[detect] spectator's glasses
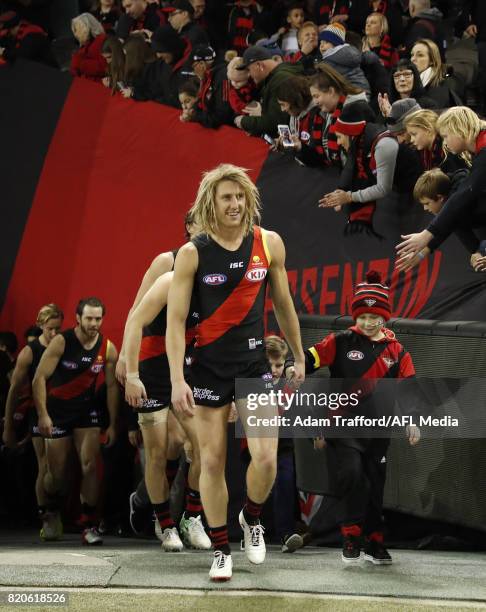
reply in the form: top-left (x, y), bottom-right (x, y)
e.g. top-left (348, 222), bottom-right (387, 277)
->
top-left (393, 71), bottom-right (413, 81)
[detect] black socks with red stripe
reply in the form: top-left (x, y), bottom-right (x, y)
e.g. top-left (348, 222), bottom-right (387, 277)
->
top-left (153, 500), bottom-right (175, 531)
top-left (185, 488), bottom-right (203, 518)
top-left (243, 495), bottom-right (263, 526)
top-left (209, 525), bottom-right (230, 555)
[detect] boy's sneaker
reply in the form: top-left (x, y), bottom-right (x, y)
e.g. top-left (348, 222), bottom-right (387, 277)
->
top-left (209, 551), bottom-right (232, 582)
top-left (40, 512), bottom-right (63, 542)
top-left (364, 539), bottom-right (392, 565)
top-left (160, 526), bottom-right (184, 552)
top-left (239, 510), bottom-right (266, 565)
top-left (281, 533), bottom-right (304, 553)
top-left (179, 513), bottom-right (211, 550)
top-left (342, 535), bottom-right (361, 564)
top-left (82, 526), bottom-right (103, 546)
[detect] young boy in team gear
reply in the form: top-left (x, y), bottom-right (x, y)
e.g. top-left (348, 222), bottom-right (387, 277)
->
top-left (2, 304), bottom-right (64, 541)
top-left (286, 271), bottom-right (420, 565)
top-left (33, 297), bottom-right (119, 546)
top-left (167, 164), bottom-right (306, 582)
top-left (124, 270), bottom-right (211, 552)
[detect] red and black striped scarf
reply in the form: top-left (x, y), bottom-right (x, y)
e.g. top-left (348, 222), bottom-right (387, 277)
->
top-left (310, 95), bottom-right (346, 164)
top-left (230, 4), bottom-right (257, 54)
top-left (421, 136), bottom-right (444, 170)
top-left (374, 34), bottom-right (398, 69)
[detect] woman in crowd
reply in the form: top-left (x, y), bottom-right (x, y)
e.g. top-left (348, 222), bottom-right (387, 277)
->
top-left (319, 100), bottom-right (398, 238)
top-left (404, 108), bottom-right (467, 173)
top-left (293, 63), bottom-right (370, 169)
top-left (410, 38), bottom-right (463, 107)
top-left (362, 12), bottom-right (398, 70)
top-left (397, 106), bottom-right (486, 270)
top-left (121, 35), bottom-right (167, 104)
top-left (388, 59), bottom-right (436, 108)
top-left (70, 13), bottom-right (107, 81)
top-left (275, 75), bottom-right (315, 144)
top-left (101, 36), bottom-right (125, 95)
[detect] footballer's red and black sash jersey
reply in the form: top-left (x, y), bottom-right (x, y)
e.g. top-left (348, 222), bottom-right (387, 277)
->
top-left (139, 298), bottom-right (199, 403)
top-left (192, 225), bottom-right (271, 375)
top-left (47, 328), bottom-right (108, 405)
top-left (14, 338), bottom-right (46, 427)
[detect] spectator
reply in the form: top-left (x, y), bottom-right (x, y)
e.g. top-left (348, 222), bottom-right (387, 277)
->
top-left (275, 75), bottom-right (315, 146)
top-left (227, 0), bottom-right (268, 56)
top-left (121, 34), bottom-right (168, 103)
top-left (70, 14), bottom-right (107, 81)
top-left (348, 0), bottom-right (404, 48)
top-left (227, 55), bottom-right (257, 114)
top-left (404, 108), bottom-right (467, 173)
top-left (150, 24), bottom-right (193, 107)
top-left (292, 20), bottom-right (320, 72)
top-left (178, 76), bottom-right (199, 112)
top-left (387, 59), bottom-right (437, 108)
top-left (454, 0), bottom-right (486, 115)
top-left (313, 0), bottom-right (349, 28)
top-left (90, 0), bottom-right (121, 33)
top-left (397, 106), bottom-right (486, 270)
top-left (101, 35), bottom-right (125, 94)
top-left (181, 44), bottom-right (234, 128)
top-left (404, 0), bottom-right (446, 60)
top-left (234, 45), bottom-right (304, 137)
top-left (0, 10), bottom-right (50, 64)
top-left (319, 23), bottom-right (370, 95)
top-left (278, 2), bottom-right (305, 55)
top-left (166, 0), bottom-right (209, 47)
top-left (116, 0), bottom-right (161, 41)
top-left (319, 100), bottom-right (399, 238)
top-left (410, 39), bottom-right (463, 108)
top-left (362, 12), bottom-right (399, 70)
top-left (295, 63), bottom-right (369, 168)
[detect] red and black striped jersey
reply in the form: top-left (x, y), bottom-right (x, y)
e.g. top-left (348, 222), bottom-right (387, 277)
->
top-left (306, 326), bottom-right (415, 380)
top-left (48, 329), bottom-right (108, 404)
top-left (192, 225), bottom-right (271, 371)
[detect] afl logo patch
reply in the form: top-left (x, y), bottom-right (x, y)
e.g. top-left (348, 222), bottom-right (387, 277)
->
top-left (203, 273), bottom-right (227, 286)
top-left (300, 130), bottom-right (310, 142)
top-left (347, 351), bottom-right (364, 361)
top-left (245, 268), bottom-right (267, 282)
top-left (61, 360), bottom-right (78, 370)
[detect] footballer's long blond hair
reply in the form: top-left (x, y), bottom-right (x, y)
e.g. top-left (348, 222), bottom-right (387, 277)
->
top-left (36, 304), bottom-right (64, 327)
top-left (436, 106), bottom-right (486, 146)
top-left (189, 164), bottom-right (261, 236)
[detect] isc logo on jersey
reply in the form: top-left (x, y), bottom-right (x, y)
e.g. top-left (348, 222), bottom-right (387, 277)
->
top-left (203, 273), bottom-right (227, 286)
top-left (245, 268), bottom-right (267, 282)
top-left (347, 351), bottom-right (364, 361)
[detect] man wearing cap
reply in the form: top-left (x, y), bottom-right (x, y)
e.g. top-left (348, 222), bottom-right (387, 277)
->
top-left (0, 10), bottom-right (50, 64)
top-left (166, 0), bottom-right (209, 47)
top-left (180, 44), bottom-right (234, 129)
top-left (116, 0), bottom-right (162, 42)
top-left (234, 45), bottom-right (303, 137)
top-left (285, 270), bottom-right (420, 566)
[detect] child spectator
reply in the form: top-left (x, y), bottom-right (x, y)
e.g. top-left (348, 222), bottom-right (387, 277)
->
top-left (278, 2), bottom-right (305, 55)
top-left (90, 0), bottom-right (121, 33)
top-left (178, 77), bottom-right (200, 114)
top-left (319, 23), bottom-right (370, 95)
top-left (292, 20), bottom-right (320, 72)
top-left (285, 270), bottom-right (420, 565)
top-left (397, 106), bottom-right (486, 270)
top-left (227, 55), bottom-right (257, 114)
top-left (70, 13), bottom-right (108, 81)
top-left (362, 12), bottom-right (398, 70)
top-left (101, 36), bottom-right (126, 94)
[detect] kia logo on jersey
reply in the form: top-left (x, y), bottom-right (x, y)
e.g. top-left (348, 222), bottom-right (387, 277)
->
top-left (203, 273), bottom-right (227, 286)
top-left (245, 268), bottom-right (267, 282)
top-left (347, 351), bottom-right (364, 361)
top-left (61, 360), bottom-right (78, 370)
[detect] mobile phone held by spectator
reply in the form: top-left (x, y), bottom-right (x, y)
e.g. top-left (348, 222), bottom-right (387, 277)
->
top-left (278, 124), bottom-right (294, 148)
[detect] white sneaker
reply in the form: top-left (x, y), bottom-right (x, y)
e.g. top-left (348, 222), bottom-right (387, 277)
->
top-left (209, 551), bottom-right (232, 582)
top-left (179, 514), bottom-right (212, 550)
top-left (239, 510), bottom-right (266, 565)
top-left (160, 526), bottom-right (183, 552)
top-left (82, 526), bottom-right (103, 546)
top-left (40, 512), bottom-right (62, 542)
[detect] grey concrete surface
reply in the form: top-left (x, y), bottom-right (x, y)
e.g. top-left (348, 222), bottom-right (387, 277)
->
top-left (0, 531), bottom-right (485, 604)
